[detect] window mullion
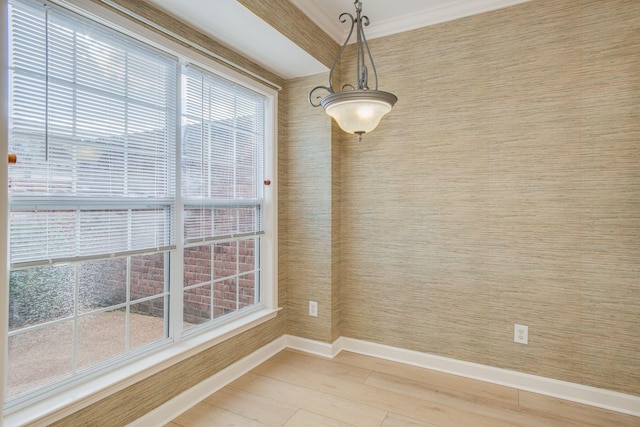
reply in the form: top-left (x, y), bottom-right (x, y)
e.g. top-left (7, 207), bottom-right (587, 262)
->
top-left (170, 61), bottom-right (184, 341)
top-left (124, 51), bottom-right (129, 196)
top-left (71, 27), bottom-right (78, 194)
top-left (72, 263), bottom-right (79, 374)
top-left (207, 82), bottom-right (214, 237)
top-left (125, 256), bottom-right (130, 352)
top-left (235, 240), bottom-right (239, 311)
top-left (210, 244), bottom-right (214, 321)
top-left (45, 5), bottom-right (50, 162)
top-left (201, 73), bottom-right (206, 199)
top-left (233, 96), bottom-right (237, 201)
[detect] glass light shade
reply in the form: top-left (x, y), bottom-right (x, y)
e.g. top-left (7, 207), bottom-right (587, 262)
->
top-left (320, 90), bottom-right (397, 136)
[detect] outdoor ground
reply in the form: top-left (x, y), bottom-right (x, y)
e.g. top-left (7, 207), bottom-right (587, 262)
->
top-left (7, 311), bottom-right (168, 398)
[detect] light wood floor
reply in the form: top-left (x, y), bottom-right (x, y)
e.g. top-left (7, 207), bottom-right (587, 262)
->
top-left (166, 349), bottom-right (639, 427)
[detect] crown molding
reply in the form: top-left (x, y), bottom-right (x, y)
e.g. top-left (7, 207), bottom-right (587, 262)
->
top-left (365, 0), bottom-right (532, 40)
top-left (290, 0), bottom-right (532, 43)
top-left (289, 0), bottom-right (346, 44)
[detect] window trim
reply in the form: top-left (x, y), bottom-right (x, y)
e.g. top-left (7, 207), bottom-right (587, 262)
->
top-left (1, 0), bottom-right (279, 423)
top-left (1, 0), bottom-right (11, 414)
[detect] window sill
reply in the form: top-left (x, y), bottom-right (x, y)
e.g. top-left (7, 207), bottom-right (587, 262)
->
top-left (3, 307), bottom-right (282, 427)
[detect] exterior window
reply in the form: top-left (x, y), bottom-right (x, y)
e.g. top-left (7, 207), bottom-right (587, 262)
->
top-left (6, 0), bottom-right (272, 406)
top-left (181, 66), bottom-right (264, 331)
top-left (8, 255), bottom-right (169, 397)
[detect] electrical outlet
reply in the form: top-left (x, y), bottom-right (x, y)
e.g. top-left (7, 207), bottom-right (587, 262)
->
top-left (514, 324), bottom-right (528, 344)
top-left (309, 301), bottom-right (318, 317)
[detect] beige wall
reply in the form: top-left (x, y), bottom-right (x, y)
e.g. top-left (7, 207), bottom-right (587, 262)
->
top-left (283, 74), bottom-right (342, 342)
top-left (278, 0), bottom-right (640, 400)
top-left (30, 0), bottom-right (640, 423)
top-left (332, 0), bottom-right (640, 396)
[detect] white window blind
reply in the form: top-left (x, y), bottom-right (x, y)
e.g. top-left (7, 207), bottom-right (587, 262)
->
top-left (181, 65), bottom-right (264, 245)
top-left (8, 0), bottom-right (178, 268)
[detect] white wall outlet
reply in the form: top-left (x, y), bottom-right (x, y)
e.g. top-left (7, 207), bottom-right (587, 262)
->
top-left (514, 324), bottom-right (528, 344)
top-left (309, 301), bottom-right (318, 317)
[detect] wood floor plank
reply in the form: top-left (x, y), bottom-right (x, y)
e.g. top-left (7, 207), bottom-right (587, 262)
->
top-left (519, 390), bottom-right (640, 427)
top-left (171, 401), bottom-right (265, 427)
top-left (365, 371), bottom-right (589, 427)
top-left (283, 410), bottom-right (354, 427)
top-left (230, 372), bottom-right (388, 427)
top-left (203, 387), bottom-right (298, 426)
top-left (169, 350), bottom-right (640, 427)
top-left (382, 412), bottom-right (439, 427)
top-left (271, 349), bottom-right (372, 383)
top-left (253, 358), bottom-right (518, 427)
top-left (334, 351), bottom-right (519, 405)
top-left (365, 368), bottom-right (521, 411)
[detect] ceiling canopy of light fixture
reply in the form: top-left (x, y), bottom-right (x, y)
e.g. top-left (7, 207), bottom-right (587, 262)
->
top-left (309, 0), bottom-right (397, 141)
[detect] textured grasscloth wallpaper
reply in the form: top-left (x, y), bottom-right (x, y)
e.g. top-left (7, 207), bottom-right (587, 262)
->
top-left (283, 74), bottom-right (341, 342)
top-left (335, 0), bottom-right (640, 396)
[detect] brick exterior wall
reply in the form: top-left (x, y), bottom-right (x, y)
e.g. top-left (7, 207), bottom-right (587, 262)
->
top-left (130, 239), bottom-right (258, 324)
top-left (182, 239), bottom-right (257, 324)
top-left (130, 253), bottom-right (167, 318)
top-left (10, 242), bottom-right (257, 332)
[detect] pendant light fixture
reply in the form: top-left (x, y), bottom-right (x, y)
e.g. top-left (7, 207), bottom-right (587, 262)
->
top-left (309, 0), bottom-right (397, 141)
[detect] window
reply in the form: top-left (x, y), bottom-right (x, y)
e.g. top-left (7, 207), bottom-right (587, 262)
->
top-left (181, 66), bottom-right (265, 329)
top-left (6, 0), bottom-right (275, 408)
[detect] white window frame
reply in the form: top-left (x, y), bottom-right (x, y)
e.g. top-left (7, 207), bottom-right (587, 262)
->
top-left (1, 0), bottom-right (11, 416)
top-left (1, 0), bottom-right (279, 424)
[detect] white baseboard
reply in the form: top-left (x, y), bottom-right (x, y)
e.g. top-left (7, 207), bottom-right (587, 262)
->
top-left (127, 336), bottom-right (286, 427)
top-left (130, 334), bottom-right (640, 425)
top-left (289, 335), bottom-right (640, 418)
top-left (285, 335), bottom-right (343, 358)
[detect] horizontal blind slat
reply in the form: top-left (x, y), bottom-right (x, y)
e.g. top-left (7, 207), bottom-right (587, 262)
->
top-left (11, 245), bottom-right (177, 269)
top-left (181, 65), bottom-right (264, 243)
top-left (8, 0), bottom-right (177, 266)
top-left (184, 231), bottom-right (264, 248)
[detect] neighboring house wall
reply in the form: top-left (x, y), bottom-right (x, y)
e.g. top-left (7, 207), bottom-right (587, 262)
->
top-left (335, 0), bottom-right (640, 396)
top-left (126, 241), bottom-right (258, 323)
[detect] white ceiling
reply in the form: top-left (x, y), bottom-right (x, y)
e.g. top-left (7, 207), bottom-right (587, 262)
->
top-left (144, 0), bottom-right (531, 80)
top-left (144, 0), bottom-right (326, 79)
